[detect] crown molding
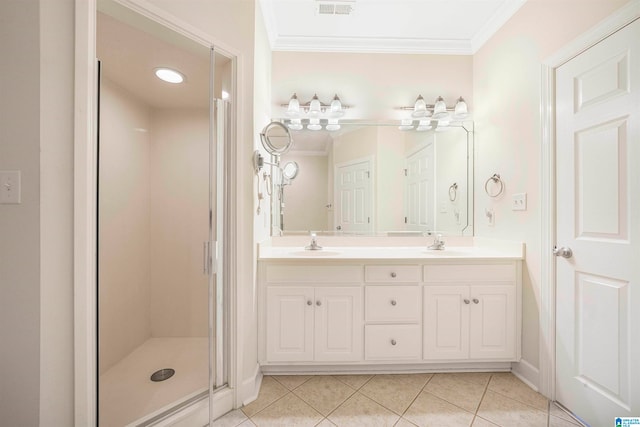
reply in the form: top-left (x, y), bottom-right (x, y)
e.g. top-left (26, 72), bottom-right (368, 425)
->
top-left (272, 36), bottom-right (474, 55)
top-left (470, 0), bottom-right (527, 53)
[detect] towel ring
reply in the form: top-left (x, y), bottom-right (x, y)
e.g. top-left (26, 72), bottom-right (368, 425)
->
top-left (448, 183), bottom-right (458, 201)
top-left (485, 173), bottom-right (504, 198)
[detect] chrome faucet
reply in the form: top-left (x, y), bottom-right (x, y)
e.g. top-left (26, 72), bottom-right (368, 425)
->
top-left (305, 233), bottom-right (323, 251)
top-left (427, 233), bottom-right (445, 250)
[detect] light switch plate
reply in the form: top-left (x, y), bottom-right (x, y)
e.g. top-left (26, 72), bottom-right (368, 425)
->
top-left (0, 171), bottom-right (21, 204)
top-left (512, 192), bottom-right (527, 211)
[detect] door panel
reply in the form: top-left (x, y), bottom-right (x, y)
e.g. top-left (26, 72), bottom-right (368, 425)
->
top-left (266, 287), bottom-right (314, 362)
top-left (423, 286), bottom-right (469, 360)
top-left (469, 286), bottom-right (515, 360)
top-left (555, 19), bottom-right (639, 424)
top-left (314, 287), bottom-right (362, 362)
top-left (405, 144), bottom-right (434, 232)
top-left (335, 160), bottom-right (372, 232)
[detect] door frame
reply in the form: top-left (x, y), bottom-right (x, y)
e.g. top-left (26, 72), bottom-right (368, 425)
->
top-left (74, 0), bottom-right (242, 424)
top-left (538, 0), bottom-right (640, 399)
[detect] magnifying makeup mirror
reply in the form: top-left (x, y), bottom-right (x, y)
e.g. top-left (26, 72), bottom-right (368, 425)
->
top-left (282, 161), bottom-right (299, 180)
top-left (259, 121), bottom-right (294, 156)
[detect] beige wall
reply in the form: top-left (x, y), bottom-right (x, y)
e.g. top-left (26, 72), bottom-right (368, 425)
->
top-left (0, 0), bottom-right (41, 424)
top-left (99, 87), bottom-right (210, 365)
top-left (279, 154), bottom-right (329, 231)
top-left (376, 127), bottom-right (406, 231)
top-left (149, 108), bottom-right (209, 338)
top-left (99, 79), bottom-right (153, 373)
top-left (433, 130), bottom-right (469, 234)
top-left (473, 0), bottom-right (628, 373)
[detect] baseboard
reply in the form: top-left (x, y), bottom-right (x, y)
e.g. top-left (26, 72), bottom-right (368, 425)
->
top-left (261, 362), bottom-right (513, 375)
top-left (148, 388), bottom-right (234, 427)
top-left (511, 359), bottom-right (540, 392)
top-left (239, 364), bottom-right (263, 407)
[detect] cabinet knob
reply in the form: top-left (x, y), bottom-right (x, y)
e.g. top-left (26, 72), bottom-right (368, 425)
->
top-left (390, 339), bottom-right (397, 346)
top-left (464, 299), bottom-right (470, 304)
top-left (473, 298), bottom-right (479, 304)
top-left (307, 300), bottom-right (312, 306)
top-left (390, 299), bottom-right (397, 306)
top-left (316, 300), bottom-right (322, 306)
top-left (390, 272), bottom-right (397, 278)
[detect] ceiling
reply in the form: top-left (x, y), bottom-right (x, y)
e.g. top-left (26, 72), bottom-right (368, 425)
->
top-left (260, 0), bottom-right (527, 54)
top-left (97, 6), bottom-right (230, 109)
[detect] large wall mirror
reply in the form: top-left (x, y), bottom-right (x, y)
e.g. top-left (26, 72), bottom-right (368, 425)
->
top-left (269, 120), bottom-right (474, 236)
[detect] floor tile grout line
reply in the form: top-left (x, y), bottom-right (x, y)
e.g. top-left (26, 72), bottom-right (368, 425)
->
top-left (470, 373), bottom-right (494, 427)
top-left (292, 376), bottom-right (359, 420)
top-left (244, 389), bottom-right (292, 420)
top-left (485, 385), bottom-right (549, 414)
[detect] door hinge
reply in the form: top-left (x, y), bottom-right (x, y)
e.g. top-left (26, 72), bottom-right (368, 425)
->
top-left (404, 216), bottom-right (407, 224)
top-left (368, 217), bottom-right (370, 224)
top-left (404, 168), bottom-right (407, 176)
top-left (366, 171), bottom-right (370, 178)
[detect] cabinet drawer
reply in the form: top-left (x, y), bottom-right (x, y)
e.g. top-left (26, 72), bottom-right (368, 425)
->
top-left (265, 265), bottom-right (362, 283)
top-left (365, 324), bottom-right (421, 360)
top-left (365, 286), bottom-right (421, 322)
top-left (365, 265), bottom-right (420, 283)
top-left (423, 263), bottom-right (515, 283)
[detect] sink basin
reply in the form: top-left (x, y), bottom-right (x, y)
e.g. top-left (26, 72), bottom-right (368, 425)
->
top-left (289, 250), bottom-right (342, 257)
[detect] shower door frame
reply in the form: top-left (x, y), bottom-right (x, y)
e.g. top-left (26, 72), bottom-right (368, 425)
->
top-left (74, 0), bottom-right (241, 424)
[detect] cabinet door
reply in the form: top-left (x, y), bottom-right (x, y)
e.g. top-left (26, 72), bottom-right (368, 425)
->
top-left (314, 287), bottom-right (363, 362)
top-left (266, 287), bottom-right (314, 362)
top-left (469, 285), bottom-right (516, 360)
top-left (423, 286), bottom-right (469, 360)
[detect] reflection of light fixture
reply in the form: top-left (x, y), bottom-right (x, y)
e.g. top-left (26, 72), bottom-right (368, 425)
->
top-left (416, 119), bottom-right (432, 131)
top-left (398, 119), bottom-right (414, 131)
top-left (281, 93), bottom-right (351, 130)
top-left (307, 117), bottom-right (322, 131)
top-left (326, 118), bottom-right (341, 131)
top-left (288, 118), bottom-right (303, 130)
top-left (155, 67), bottom-right (185, 84)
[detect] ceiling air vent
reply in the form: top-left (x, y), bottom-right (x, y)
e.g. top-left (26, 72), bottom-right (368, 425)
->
top-left (316, 1), bottom-right (355, 16)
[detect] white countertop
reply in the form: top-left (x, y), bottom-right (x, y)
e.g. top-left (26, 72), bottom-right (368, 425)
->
top-left (259, 244), bottom-right (524, 260)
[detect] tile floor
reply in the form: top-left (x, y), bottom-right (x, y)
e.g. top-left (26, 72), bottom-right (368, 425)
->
top-left (212, 373), bottom-right (585, 427)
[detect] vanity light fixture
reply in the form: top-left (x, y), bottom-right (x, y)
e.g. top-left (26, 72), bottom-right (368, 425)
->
top-left (282, 93), bottom-right (350, 131)
top-left (399, 95), bottom-right (470, 130)
top-left (154, 67), bottom-right (185, 84)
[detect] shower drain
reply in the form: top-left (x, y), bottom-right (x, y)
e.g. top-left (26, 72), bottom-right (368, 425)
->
top-left (150, 368), bottom-right (175, 382)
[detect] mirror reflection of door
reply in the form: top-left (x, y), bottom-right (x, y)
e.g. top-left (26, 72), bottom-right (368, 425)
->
top-left (335, 158), bottom-right (373, 232)
top-left (404, 143), bottom-right (435, 233)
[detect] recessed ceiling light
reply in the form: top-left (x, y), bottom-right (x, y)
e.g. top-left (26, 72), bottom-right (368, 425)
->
top-left (154, 68), bottom-right (185, 84)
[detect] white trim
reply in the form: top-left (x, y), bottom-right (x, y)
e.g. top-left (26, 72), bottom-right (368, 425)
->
top-left (239, 364), bottom-right (264, 406)
top-left (272, 36), bottom-right (474, 55)
top-left (261, 362), bottom-right (513, 375)
top-left (538, 0), bottom-right (640, 401)
top-left (544, 0), bottom-right (640, 68)
top-left (470, 0), bottom-right (527, 53)
top-left (511, 359), bottom-right (540, 392)
top-left (73, 0), bottom-right (98, 424)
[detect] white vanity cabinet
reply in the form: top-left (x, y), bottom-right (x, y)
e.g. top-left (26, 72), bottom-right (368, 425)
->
top-left (258, 253), bottom-right (521, 371)
top-left (263, 265), bottom-right (363, 363)
top-left (423, 263), bottom-right (519, 361)
top-left (364, 265), bottom-right (422, 361)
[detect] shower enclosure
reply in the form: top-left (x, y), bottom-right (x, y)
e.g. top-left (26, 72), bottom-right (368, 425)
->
top-left (96, 2), bottom-right (232, 425)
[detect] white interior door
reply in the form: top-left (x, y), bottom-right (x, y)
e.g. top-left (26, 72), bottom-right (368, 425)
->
top-left (335, 159), bottom-right (372, 232)
top-left (555, 19), bottom-right (639, 426)
top-left (405, 144), bottom-right (434, 232)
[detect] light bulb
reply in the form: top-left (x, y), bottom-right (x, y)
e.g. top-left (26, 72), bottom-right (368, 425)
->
top-left (454, 96), bottom-right (468, 119)
top-left (288, 118), bottom-right (303, 131)
top-left (398, 119), bottom-right (414, 131)
top-left (411, 95), bottom-right (428, 118)
top-left (416, 119), bottom-right (432, 131)
top-left (286, 93), bottom-right (300, 118)
top-left (432, 96), bottom-right (450, 120)
top-left (329, 94), bottom-right (345, 118)
top-left (308, 94), bottom-right (321, 118)
top-left (326, 118), bottom-right (340, 131)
